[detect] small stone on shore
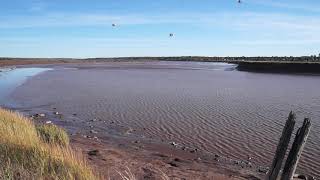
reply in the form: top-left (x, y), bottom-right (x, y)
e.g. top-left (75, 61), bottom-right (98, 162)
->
top-left (258, 166), bottom-right (269, 174)
top-left (190, 148), bottom-right (198, 153)
top-left (170, 142), bottom-right (178, 147)
top-left (168, 162), bottom-right (179, 167)
top-left (90, 130), bottom-right (98, 134)
top-left (36, 113), bottom-right (46, 117)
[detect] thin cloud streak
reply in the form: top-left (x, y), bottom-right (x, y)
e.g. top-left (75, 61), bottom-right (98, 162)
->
top-left (1, 11), bottom-right (320, 32)
top-left (248, 0), bottom-right (320, 13)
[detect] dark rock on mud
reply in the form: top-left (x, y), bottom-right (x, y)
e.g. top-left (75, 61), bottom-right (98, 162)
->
top-left (88, 150), bottom-right (99, 156)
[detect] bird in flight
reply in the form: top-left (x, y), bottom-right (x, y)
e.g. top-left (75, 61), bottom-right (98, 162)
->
top-left (169, 33), bottom-right (174, 37)
top-left (238, 0), bottom-right (241, 3)
top-left (112, 23), bottom-right (116, 27)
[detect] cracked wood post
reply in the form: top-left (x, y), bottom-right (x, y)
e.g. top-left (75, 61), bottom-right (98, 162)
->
top-left (267, 111), bottom-right (296, 180)
top-left (281, 118), bottom-right (311, 180)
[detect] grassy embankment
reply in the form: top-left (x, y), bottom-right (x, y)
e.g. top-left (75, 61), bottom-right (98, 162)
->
top-left (0, 108), bottom-right (97, 179)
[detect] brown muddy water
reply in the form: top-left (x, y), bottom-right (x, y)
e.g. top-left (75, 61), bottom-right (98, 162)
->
top-left (1, 61), bottom-right (320, 178)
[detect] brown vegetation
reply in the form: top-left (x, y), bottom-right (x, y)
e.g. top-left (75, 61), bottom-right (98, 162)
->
top-left (0, 108), bottom-right (96, 179)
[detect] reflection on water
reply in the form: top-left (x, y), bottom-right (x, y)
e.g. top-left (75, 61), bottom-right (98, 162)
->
top-left (0, 67), bottom-right (50, 106)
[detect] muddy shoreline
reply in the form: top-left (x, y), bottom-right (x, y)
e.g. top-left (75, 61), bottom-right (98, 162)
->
top-left (1, 61), bottom-right (318, 179)
top-left (2, 57), bottom-right (320, 74)
top-left (10, 105), bottom-right (264, 180)
top-left (236, 61), bottom-right (320, 74)
top-left (0, 62), bottom-right (267, 179)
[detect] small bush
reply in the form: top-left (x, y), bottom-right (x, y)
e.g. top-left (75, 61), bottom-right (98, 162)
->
top-left (36, 124), bottom-right (69, 146)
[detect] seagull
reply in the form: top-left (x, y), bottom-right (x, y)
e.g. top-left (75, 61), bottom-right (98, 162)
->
top-left (169, 33), bottom-right (174, 37)
top-left (112, 23), bottom-right (116, 27)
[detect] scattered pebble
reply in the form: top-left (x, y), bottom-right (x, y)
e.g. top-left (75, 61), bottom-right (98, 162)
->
top-left (36, 113), bottom-right (46, 117)
top-left (90, 130), bottom-right (98, 134)
top-left (170, 142), bottom-right (178, 147)
top-left (190, 148), bottom-right (198, 153)
top-left (168, 162), bottom-right (178, 167)
top-left (258, 166), bottom-right (269, 174)
top-left (234, 160), bottom-right (241, 165)
top-left (82, 135), bottom-right (89, 138)
top-left (246, 161), bottom-right (253, 167)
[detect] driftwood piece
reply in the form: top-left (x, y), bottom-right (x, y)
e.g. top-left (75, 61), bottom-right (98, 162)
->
top-left (281, 118), bottom-right (311, 180)
top-left (267, 112), bottom-right (296, 180)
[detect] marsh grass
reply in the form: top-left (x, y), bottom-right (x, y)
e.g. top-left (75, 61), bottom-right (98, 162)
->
top-left (36, 124), bottom-right (69, 146)
top-left (0, 108), bottom-right (96, 180)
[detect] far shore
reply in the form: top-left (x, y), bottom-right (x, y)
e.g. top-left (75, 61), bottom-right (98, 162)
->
top-left (1, 57), bottom-right (320, 74)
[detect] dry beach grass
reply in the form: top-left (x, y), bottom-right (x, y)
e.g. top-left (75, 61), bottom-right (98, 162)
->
top-left (0, 108), bottom-right (96, 179)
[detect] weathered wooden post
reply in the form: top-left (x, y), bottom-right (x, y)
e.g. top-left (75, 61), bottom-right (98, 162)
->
top-left (281, 118), bottom-right (311, 180)
top-left (267, 112), bottom-right (296, 180)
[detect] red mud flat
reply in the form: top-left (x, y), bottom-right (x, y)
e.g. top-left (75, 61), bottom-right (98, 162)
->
top-left (19, 108), bottom-right (264, 180)
top-left (70, 134), bottom-right (262, 180)
top-left (27, 109), bottom-right (263, 180)
top-left (0, 58), bottom-right (158, 68)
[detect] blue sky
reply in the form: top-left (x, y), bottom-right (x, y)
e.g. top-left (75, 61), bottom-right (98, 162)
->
top-left (0, 0), bottom-right (320, 58)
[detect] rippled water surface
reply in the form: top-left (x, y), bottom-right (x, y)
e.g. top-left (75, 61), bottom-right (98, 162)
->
top-left (3, 62), bottom-right (320, 177)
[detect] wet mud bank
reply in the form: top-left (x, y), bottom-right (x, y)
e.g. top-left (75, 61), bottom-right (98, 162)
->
top-left (236, 61), bottom-right (320, 74)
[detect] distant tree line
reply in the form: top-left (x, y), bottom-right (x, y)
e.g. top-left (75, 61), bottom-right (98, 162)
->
top-left (1, 54), bottom-right (320, 63)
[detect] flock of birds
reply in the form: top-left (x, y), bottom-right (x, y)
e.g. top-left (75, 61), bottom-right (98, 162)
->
top-left (110, 0), bottom-right (242, 38)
